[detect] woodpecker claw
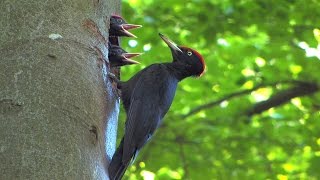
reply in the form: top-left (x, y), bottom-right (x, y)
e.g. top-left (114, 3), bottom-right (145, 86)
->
top-left (108, 72), bottom-right (120, 84)
top-left (108, 72), bottom-right (122, 97)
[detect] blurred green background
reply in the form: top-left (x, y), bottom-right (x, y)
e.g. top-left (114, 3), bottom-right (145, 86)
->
top-left (117, 0), bottom-right (320, 179)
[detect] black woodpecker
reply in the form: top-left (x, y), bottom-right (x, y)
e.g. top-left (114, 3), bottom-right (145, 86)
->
top-left (109, 15), bottom-right (142, 38)
top-left (108, 44), bottom-right (141, 67)
top-left (108, 33), bottom-right (206, 180)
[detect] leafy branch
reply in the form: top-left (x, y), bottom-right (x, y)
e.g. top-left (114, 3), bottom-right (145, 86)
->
top-left (183, 80), bottom-right (319, 118)
top-left (246, 81), bottom-right (319, 116)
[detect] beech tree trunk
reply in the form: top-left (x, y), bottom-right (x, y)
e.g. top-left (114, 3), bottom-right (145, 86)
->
top-left (0, 0), bottom-right (120, 179)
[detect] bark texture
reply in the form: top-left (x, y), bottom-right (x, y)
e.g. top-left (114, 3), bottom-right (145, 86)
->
top-left (0, 0), bottom-right (120, 179)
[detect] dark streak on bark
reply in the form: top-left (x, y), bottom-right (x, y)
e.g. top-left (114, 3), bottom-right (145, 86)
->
top-left (89, 125), bottom-right (98, 145)
top-left (0, 99), bottom-right (23, 115)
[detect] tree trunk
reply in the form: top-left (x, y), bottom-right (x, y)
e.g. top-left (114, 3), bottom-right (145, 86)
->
top-left (0, 0), bottom-right (120, 179)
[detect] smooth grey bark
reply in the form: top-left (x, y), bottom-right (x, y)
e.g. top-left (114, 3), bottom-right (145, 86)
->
top-left (0, 0), bottom-right (120, 179)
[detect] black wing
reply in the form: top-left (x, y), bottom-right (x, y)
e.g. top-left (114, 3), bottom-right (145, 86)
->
top-left (122, 65), bottom-right (166, 163)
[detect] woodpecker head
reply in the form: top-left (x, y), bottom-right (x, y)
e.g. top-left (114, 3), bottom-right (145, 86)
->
top-left (109, 15), bottom-right (142, 38)
top-left (108, 44), bottom-right (141, 67)
top-left (159, 33), bottom-right (206, 77)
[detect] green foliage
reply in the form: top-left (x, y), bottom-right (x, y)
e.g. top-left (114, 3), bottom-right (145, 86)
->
top-left (117, 0), bottom-right (320, 179)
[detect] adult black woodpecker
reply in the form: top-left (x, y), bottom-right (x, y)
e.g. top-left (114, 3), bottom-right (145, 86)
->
top-left (108, 44), bottom-right (141, 67)
top-left (109, 15), bottom-right (142, 38)
top-left (108, 33), bottom-right (206, 180)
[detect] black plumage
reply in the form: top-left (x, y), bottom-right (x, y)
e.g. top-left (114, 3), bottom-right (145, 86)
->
top-left (108, 33), bottom-right (205, 180)
top-left (109, 15), bottom-right (142, 38)
top-left (108, 44), bottom-right (141, 67)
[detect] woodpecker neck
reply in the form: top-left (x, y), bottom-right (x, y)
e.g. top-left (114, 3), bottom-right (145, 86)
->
top-left (165, 62), bottom-right (193, 81)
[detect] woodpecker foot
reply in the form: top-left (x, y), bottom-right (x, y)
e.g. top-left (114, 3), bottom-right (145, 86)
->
top-left (108, 72), bottom-right (120, 83)
top-left (108, 72), bottom-right (122, 97)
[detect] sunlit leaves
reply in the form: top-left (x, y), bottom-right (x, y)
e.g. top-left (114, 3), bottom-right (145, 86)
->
top-left (119, 0), bottom-right (320, 179)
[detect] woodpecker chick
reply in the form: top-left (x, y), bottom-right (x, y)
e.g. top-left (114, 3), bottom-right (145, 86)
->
top-left (108, 33), bottom-right (206, 180)
top-left (108, 44), bottom-right (141, 67)
top-left (109, 15), bottom-right (142, 38)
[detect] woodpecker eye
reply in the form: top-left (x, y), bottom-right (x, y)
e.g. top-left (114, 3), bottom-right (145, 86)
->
top-left (117, 19), bottom-right (122, 23)
top-left (187, 51), bottom-right (192, 56)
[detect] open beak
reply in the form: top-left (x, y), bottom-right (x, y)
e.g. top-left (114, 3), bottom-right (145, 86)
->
top-left (159, 33), bottom-right (183, 53)
top-left (121, 24), bottom-right (142, 38)
top-left (122, 24), bottom-right (142, 30)
top-left (122, 53), bottom-right (142, 65)
top-left (123, 53), bottom-right (142, 59)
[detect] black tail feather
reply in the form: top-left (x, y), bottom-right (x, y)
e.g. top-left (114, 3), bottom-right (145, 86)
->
top-left (108, 138), bottom-right (129, 180)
